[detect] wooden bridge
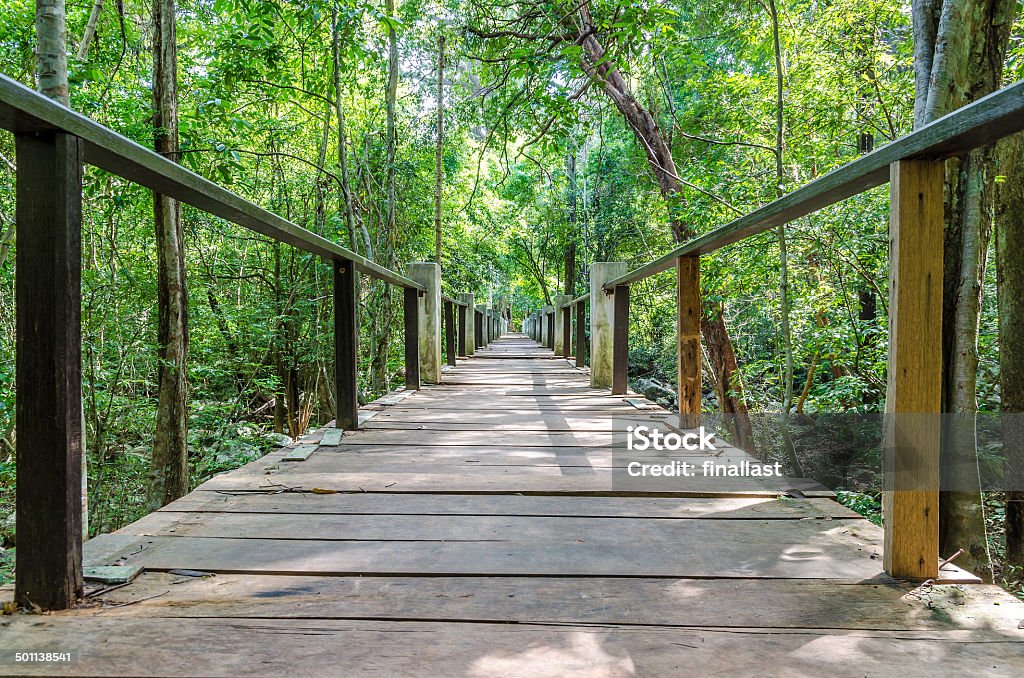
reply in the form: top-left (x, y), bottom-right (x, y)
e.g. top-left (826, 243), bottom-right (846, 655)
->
top-left (5, 70), bottom-right (1024, 674)
top-left (2, 335), bottom-right (1024, 675)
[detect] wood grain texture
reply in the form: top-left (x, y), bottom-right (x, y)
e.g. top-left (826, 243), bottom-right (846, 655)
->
top-left (14, 131), bottom-right (84, 610)
top-left (3, 334), bottom-right (1019, 673)
top-left (677, 256), bottom-right (701, 429)
top-left (883, 159), bottom-right (943, 579)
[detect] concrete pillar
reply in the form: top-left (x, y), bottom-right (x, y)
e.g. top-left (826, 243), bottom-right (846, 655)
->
top-left (458, 292), bottom-right (475, 356)
top-left (590, 262), bottom-right (628, 388)
top-left (407, 262), bottom-right (441, 384)
top-left (553, 294), bottom-right (570, 355)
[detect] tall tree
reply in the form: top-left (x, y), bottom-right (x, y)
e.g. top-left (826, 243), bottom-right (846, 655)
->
top-left (912, 0), bottom-right (1016, 579)
top-left (435, 33), bottom-right (445, 264)
top-left (147, 0), bottom-right (190, 509)
top-left (996, 132), bottom-right (1024, 571)
top-left (36, 0), bottom-right (68, 104)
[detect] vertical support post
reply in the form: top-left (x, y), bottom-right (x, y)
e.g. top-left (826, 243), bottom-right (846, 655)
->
top-left (334, 259), bottom-right (358, 431)
top-left (15, 132), bottom-right (84, 610)
top-left (407, 263), bottom-right (441, 384)
top-left (403, 287), bottom-right (421, 390)
top-left (589, 262), bottom-right (628, 388)
top-left (677, 256), bottom-right (701, 429)
top-left (542, 306), bottom-right (553, 348)
top-left (553, 295), bottom-right (570, 356)
top-left (481, 308), bottom-right (488, 344)
top-left (475, 308), bottom-right (484, 348)
top-left (575, 302), bottom-right (586, 367)
top-left (612, 286), bottom-right (630, 395)
top-left (562, 303), bottom-right (572, 358)
top-left (457, 302), bottom-right (468, 357)
top-left (444, 300), bottom-right (456, 367)
top-left (459, 293), bottom-right (475, 355)
top-left (883, 159), bottom-right (943, 580)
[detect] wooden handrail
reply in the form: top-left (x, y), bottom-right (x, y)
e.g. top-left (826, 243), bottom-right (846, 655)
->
top-left (0, 74), bottom-right (424, 291)
top-left (602, 78), bottom-right (1024, 290)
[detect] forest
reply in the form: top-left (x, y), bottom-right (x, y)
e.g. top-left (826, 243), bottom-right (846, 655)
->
top-left (1, 0), bottom-right (1023, 600)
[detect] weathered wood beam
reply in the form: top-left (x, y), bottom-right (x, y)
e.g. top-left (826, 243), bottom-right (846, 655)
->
top-left (15, 131), bottom-right (84, 610)
top-left (575, 302), bottom-right (586, 367)
top-left (612, 286), bottom-right (630, 395)
top-left (677, 256), bottom-right (701, 429)
top-left (444, 300), bottom-right (456, 367)
top-left (334, 260), bottom-right (358, 431)
top-left (404, 288), bottom-right (421, 391)
top-left (882, 159), bottom-right (943, 580)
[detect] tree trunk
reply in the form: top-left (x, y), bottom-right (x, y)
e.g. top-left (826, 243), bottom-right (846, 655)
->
top-left (77, 0), bottom-right (104, 60)
top-left (996, 132), bottom-right (1024, 570)
top-left (147, 0), bottom-right (190, 510)
top-left (36, 0), bottom-right (69, 105)
top-left (565, 151), bottom-right (577, 296)
top-left (912, 0), bottom-right (1016, 580)
top-left (434, 34), bottom-right (445, 264)
top-left (331, 1), bottom-right (361, 253)
top-left (572, 4), bottom-right (754, 449)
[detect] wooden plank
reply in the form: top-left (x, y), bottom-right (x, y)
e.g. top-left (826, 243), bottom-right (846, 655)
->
top-left (116, 512), bottom-right (876, 546)
top-left (14, 130), bottom-right (84, 610)
top-left (281, 444), bottom-right (318, 462)
top-left (319, 428), bottom-right (343, 447)
top-left (334, 259), bottom-right (358, 430)
top-left (82, 565), bottom-right (143, 585)
top-left (3, 617), bottom-right (1024, 677)
top-left (60, 573), bottom-right (1024, 632)
top-left (677, 255), bottom-right (701, 429)
top-left (197, 470), bottom-right (831, 498)
top-left (81, 523), bottom-right (883, 579)
top-left (158, 493), bottom-right (857, 519)
top-left (883, 159), bottom-right (943, 580)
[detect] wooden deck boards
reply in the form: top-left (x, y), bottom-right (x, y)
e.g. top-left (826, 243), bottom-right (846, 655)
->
top-left (2, 334), bottom-right (1023, 676)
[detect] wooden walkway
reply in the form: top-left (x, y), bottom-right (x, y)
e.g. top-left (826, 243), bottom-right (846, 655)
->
top-left (3, 334), bottom-right (1024, 676)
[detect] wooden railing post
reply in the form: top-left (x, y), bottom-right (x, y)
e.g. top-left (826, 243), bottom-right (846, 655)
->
top-left (575, 302), bottom-right (586, 367)
top-left (612, 286), bottom-right (630, 395)
top-left (459, 293), bottom-right (475, 355)
top-left (883, 159), bottom-right (943, 580)
top-left (589, 262), bottom-right (628, 388)
top-left (541, 306), bottom-right (552, 348)
top-left (477, 305), bottom-right (487, 347)
top-left (334, 259), bottom-right (359, 431)
top-left (561, 302), bottom-right (572, 359)
top-left (456, 297), bottom-right (468, 357)
top-left (554, 295), bottom-right (570, 356)
top-left (15, 131), bottom-right (84, 610)
top-left (403, 287), bottom-right (421, 390)
top-left (407, 263), bottom-right (441, 384)
top-left (677, 256), bottom-right (701, 429)
top-left (444, 300), bottom-right (456, 367)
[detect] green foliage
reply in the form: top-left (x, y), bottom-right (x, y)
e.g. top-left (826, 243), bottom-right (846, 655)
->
top-left (835, 490), bottom-right (883, 526)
